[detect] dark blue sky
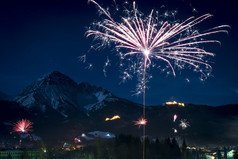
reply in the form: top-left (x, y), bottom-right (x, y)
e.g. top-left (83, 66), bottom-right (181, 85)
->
top-left (0, 0), bottom-right (237, 106)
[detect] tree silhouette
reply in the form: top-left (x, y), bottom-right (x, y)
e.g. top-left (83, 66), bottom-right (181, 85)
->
top-left (7, 153), bottom-right (12, 159)
top-left (223, 147), bottom-right (227, 159)
top-left (217, 149), bottom-right (222, 159)
top-left (20, 150), bottom-right (30, 159)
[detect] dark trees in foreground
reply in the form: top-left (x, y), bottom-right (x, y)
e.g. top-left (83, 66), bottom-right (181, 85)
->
top-left (50, 135), bottom-right (197, 159)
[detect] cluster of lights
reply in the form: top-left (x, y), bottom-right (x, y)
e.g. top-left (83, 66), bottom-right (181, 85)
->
top-left (166, 101), bottom-right (185, 107)
top-left (105, 115), bottom-right (120, 121)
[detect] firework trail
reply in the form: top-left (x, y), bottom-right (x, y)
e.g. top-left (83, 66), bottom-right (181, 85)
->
top-left (13, 119), bottom-right (33, 134)
top-left (86, 1), bottom-right (228, 159)
top-left (78, 54), bottom-right (86, 63)
top-left (179, 119), bottom-right (190, 130)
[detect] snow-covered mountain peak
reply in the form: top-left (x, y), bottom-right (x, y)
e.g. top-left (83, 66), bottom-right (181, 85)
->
top-left (36, 71), bottom-right (78, 89)
top-left (14, 71), bottom-right (118, 117)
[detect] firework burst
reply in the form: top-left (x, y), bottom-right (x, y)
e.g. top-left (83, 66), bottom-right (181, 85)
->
top-left (134, 116), bottom-right (148, 128)
top-left (86, 1), bottom-right (228, 159)
top-left (86, 0), bottom-right (229, 91)
top-left (179, 119), bottom-right (190, 130)
top-left (13, 119), bottom-right (33, 134)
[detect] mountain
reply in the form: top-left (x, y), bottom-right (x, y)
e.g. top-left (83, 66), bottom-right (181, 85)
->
top-left (0, 71), bottom-right (238, 147)
top-left (14, 71), bottom-right (117, 118)
top-left (0, 91), bottom-right (11, 101)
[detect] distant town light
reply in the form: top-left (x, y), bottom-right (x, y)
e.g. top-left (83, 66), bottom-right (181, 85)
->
top-left (105, 115), bottom-right (120, 121)
top-left (166, 101), bottom-right (185, 107)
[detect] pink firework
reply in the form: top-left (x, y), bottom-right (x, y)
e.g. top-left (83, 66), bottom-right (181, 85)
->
top-left (134, 117), bottom-right (148, 128)
top-left (87, 0), bottom-right (229, 86)
top-left (74, 137), bottom-right (81, 143)
top-left (13, 119), bottom-right (33, 134)
top-left (173, 114), bottom-right (178, 122)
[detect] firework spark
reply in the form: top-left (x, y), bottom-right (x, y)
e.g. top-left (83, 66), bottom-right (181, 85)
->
top-left (173, 114), bottom-right (178, 122)
top-left (173, 128), bottom-right (178, 133)
top-left (74, 137), bottom-right (81, 143)
top-left (13, 119), bottom-right (33, 134)
top-left (179, 119), bottom-right (190, 130)
top-left (134, 117), bottom-right (148, 128)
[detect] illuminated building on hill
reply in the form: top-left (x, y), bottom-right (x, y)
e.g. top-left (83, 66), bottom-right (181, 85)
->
top-left (166, 101), bottom-right (185, 107)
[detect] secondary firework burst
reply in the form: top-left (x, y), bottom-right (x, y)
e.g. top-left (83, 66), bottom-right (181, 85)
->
top-left (13, 119), bottom-right (33, 134)
top-left (134, 116), bottom-right (148, 128)
top-left (179, 119), bottom-right (190, 130)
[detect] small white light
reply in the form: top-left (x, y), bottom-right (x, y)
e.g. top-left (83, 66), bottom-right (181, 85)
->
top-left (143, 49), bottom-right (150, 57)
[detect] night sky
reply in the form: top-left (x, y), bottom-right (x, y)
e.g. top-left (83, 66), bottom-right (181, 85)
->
top-left (0, 0), bottom-right (237, 106)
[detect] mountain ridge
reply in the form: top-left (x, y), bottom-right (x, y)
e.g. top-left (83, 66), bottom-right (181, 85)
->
top-left (13, 71), bottom-right (118, 118)
top-left (0, 71), bottom-right (238, 146)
